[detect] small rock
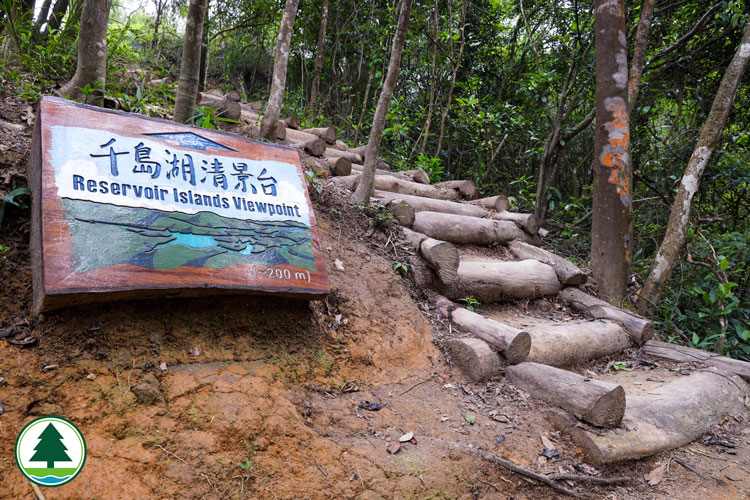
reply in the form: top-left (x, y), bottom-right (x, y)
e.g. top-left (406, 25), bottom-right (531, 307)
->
top-left (334, 259), bottom-right (345, 271)
top-left (132, 373), bottom-right (161, 405)
top-left (462, 412), bottom-right (476, 425)
top-left (0, 376), bottom-right (4, 383)
top-left (42, 364), bottom-right (58, 372)
top-left (86, 373), bottom-right (96, 380)
top-left (398, 432), bottom-right (414, 443)
top-left (159, 361), bottom-right (168, 371)
top-left (189, 346), bottom-right (201, 357)
top-left (386, 442), bottom-right (401, 454)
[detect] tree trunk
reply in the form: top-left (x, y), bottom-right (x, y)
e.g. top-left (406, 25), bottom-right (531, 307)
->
top-left (506, 362), bottom-right (625, 428)
top-left (435, 180), bottom-right (477, 199)
top-left (373, 190), bottom-right (489, 217)
top-left (288, 138), bottom-right (326, 156)
top-left (326, 156), bottom-right (352, 176)
top-left (59, 0), bottom-right (112, 106)
top-left (508, 240), bottom-right (587, 285)
top-left (559, 287), bottom-right (653, 344)
top-left (469, 195), bottom-right (510, 212)
top-left (627, 0), bottom-right (655, 113)
top-left (642, 340), bottom-right (750, 381)
top-left (420, 0), bottom-right (439, 155)
top-left (46, 0), bottom-right (70, 34)
top-left (491, 211), bottom-right (540, 235)
top-left (591, 0), bottom-right (632, 304)
top-left (198, 3), bottom-right (210, 93)
top-left (637, 19), bottom-right (750, 313)
top-left (309, 0), bottom-right (328, 110)
top-left (435, 295), bottom-right (531, 364)
top-left (413, 212), bottom-right (538, 246)
top-left (303, 126), bottom-right (336, 144)
top-left (173, 0), bottom-right (208, 123)
top-left (434, 0), bottom-right (467, 160)
top-left (352, 0), bottom-right (413, 203)
top-left (525, 321), bottom-right (631, 367)
top-left (352, 166), bottom-right (411, 181)
top-left (548, 370), bottom-right (749, 464)
top-left (150, 0), bottom-right (164, 51)
top-left (448, 338), bottom-right (502, 382)
top-left (457, 260), bottom-right (561, 299)
top-left (33, 0), bottom-right (53, 37)
top-left (260, 0), bottom-right (300, 140)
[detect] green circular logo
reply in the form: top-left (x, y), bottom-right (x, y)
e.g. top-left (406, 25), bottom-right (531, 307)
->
top-left (15, 416), bottom-right (86, 487)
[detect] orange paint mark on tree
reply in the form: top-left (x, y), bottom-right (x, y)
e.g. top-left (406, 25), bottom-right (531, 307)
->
top-left (601, 96), bottom-right (630, 198)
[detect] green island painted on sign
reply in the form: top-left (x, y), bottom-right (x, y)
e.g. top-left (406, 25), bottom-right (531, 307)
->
top-left (60, 199), bottom-right (316, 273)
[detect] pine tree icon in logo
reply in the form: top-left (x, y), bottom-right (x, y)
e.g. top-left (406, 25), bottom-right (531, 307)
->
top-left (30, 423), bottom-right (71, 469)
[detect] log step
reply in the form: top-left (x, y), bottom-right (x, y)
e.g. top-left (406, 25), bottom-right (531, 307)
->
top-left (524, 320), bottom-right (631, 367)
top-left (506, 362), bottom-right (625, 428)
top-left (414, 212), bottom-right (540, 247)
top-left (559, 287), bottom-right (654, 343)
top-left (456, 259), bottom-right (561, 300)
top-left (643, 340), bottom-right (750, 381)
top-left (435, 295), bottom-right (530, 364)
top-left (508, 240), bottom-right (587, 285)
top-left (548, 368), bottom-right (749, 464)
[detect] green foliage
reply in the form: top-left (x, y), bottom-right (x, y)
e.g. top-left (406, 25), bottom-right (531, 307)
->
top-left (237, 458), bottom-right (253, 471)
top-left (415, 155), bottom-right (444, 183)
top-left (189, 106), bottom-right (242, 130)
top-left (359, 204), bottom-right (396, 232)
top-left (458, 297), bottom-right (479, 312)
top-left (0, 187), bottom-right (31, 226)
top-left (393, 261), bottom-right (409, 276)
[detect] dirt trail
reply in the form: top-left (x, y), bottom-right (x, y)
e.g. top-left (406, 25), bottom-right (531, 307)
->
top-left (1, 94), bottom-right (749, 499)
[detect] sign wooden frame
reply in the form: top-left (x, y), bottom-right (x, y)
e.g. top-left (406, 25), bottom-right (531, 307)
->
top-left (30, 97), bottom-right (329, 313)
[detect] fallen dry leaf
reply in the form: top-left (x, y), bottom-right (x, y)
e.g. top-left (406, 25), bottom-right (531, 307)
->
top-left (646, 463), bottom-right (667, 486)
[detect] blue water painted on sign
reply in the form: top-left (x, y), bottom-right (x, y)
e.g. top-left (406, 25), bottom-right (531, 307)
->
top-left (164, 232), bottom-right (255, 255)
top-left (143, 132), bottom-right (236, 152)
top-left (31, 475), bottom-right (71, 485)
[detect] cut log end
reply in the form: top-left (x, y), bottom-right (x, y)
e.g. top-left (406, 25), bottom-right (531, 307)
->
top-left (589, 385), bottom-right (626, 428)
top-left (386, 199), bottom-right (415, 228)
top-left (327, 156), bottom-right (352, 176)
top-left (505, 331), bottom-right (532, 365)
top-left (448, 338), bottom-right (501, 382)
top-left (420, 238), bottom-right (458, 283)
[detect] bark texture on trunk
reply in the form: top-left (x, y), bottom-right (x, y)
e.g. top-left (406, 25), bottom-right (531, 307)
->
top-left (525, 321), bottom-right (631, 367)
top-left (627, 0), bottom-right (655, 113)
top-left (548, 369), bottom-right (748, 464)
top-left (173, 0), bottom-right (208, 123)
top-left (591, 0), bottom-right (632, 304)
top-left (413, 212), bottom-right (538, 246)
top-left (259, 0), bottom-right (300, 139)
top-left (506, 362), bottom-right (625, 428)
top-left (448, 338), bottom-right (501, 382)
top-left (352, 0), bottom-right (413, 203)
top-left (435, 296), bottom-right (530, 364)
top-left (308, 0), bottom-right (329, 109)
top-left (457, 260), bottom-right (561, 299)
top-left (559, 287), bottom-right (653, 343)
top-left (508, 240), bottom-right (587, 285)
top-left (643, 340), bottom-right (750, 381)
top-left (59, 0), bottom-right (112, 106)
top-left (373, 191), bottom-right (488, 218)
top-left (637, 19), bottom-right (750, 313)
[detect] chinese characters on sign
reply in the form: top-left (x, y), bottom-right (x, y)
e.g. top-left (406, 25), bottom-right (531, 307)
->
top-left (30, 97), bottom-right (329, 313)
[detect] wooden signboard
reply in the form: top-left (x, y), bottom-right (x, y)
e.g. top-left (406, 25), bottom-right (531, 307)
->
top-left (30, 97), bottom-right (329, 313)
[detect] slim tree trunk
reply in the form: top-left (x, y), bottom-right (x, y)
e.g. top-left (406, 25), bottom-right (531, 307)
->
top-left (309, 0), bottom-right (329, 110)
top-left (352, 0), bottom-right (414, 203)
top-left (260, 0), bottom-right (300, 140)
top-left (33, 0), bottom-right (53, 36)
top-left (434, 0), bottom-right (467, 160)
top-left (59, 0), bottom-right (112, 106)
top-left (627, 0), bottom-right (655, 113)
top-left (637, 19), bottom-right (750, 313)
top-left (150, 0), bottom-right (164, 51)
top-left (198, 2), bottom-right (210, 92)
top-left (173, 0), bottom-right (208, 124)
top-left (420, 0), bottom-right (439, 155)
top-left (45, 0), bottom-right (70, 34)
top-left (590, 0), bottom-right (632, 304)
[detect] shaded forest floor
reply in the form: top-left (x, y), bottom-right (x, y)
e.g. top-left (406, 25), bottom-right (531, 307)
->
top-left (1, 92), bottom-right (749, 500)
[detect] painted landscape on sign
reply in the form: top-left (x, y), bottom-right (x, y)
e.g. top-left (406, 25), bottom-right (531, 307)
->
top-left (60, 198), bottom-right (316, 273)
